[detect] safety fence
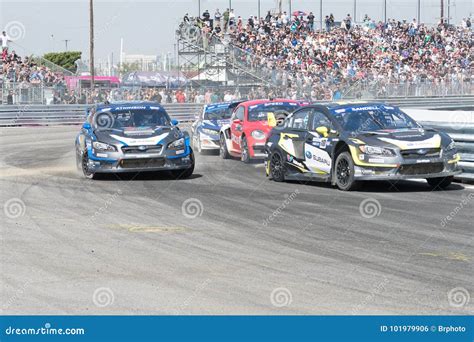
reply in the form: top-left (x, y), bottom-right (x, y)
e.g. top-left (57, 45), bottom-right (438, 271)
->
top-left (422, 122), bottom-right (474, 181)
top-left (0, 103), bottom-right (203, 127)
top-left (405, 108), bottom-right (474, 182)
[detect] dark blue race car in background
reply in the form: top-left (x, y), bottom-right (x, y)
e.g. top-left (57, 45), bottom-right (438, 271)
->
top-left (191, 101), bottom-right (242, 153)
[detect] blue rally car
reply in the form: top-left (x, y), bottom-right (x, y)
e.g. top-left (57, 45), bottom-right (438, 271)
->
top-left (75, 101), bottom-right (194, 179)
top-left (191, 101), bottom-right (242, 153)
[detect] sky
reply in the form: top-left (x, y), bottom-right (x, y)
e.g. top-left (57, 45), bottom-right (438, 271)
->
top-left (1, 0), bottom-right (473, 65)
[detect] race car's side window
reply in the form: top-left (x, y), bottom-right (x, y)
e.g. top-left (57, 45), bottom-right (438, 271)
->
top-left (290, 109), bottom-right (311, 130)
top-left (234, 106), bottom-right (245, 121)
top-left (311, 111), bottom-right (333, 131)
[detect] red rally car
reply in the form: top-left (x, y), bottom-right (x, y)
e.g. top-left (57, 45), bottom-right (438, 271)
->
top-left (218, 99), bottom-right (303, 163)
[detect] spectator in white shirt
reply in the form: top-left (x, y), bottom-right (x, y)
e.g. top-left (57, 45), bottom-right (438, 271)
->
top-left (1, 31), bottom-right (12, 60)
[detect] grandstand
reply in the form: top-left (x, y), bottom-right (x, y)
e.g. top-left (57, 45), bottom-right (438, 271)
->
top-left (176, 10), bottom-right (473, 100)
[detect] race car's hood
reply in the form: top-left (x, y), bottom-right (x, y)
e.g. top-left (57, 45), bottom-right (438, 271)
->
top-left (353, 128), bottom-right (444, 150)
top-left (94, 126), bottom-right (183, 146)
top-left (202, 119), bottom-right (230, 130)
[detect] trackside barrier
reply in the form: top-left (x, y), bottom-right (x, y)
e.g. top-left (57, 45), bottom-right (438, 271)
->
top-left (405, 109), bottom-right (474, 182)
top-left (0, 103), bottom-right (203, 127)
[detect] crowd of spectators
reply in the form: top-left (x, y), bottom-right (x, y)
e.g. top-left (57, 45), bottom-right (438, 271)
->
top-left (1, 50), bottom-right (65, 87)
top-left (2, 11), bottom-right (472, 105)
top-left (181, 9), bottom-right (473, 100)
top-left (53, 87), bottom-right (243, 105)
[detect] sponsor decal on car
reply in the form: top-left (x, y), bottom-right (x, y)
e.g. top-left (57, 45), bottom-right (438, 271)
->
top-left (110, 132), bottom-right (169, 146)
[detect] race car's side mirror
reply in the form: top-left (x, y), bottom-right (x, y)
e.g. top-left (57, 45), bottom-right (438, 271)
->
top-left (267, 112), bottom-right (276, 127)
top-left (316, 126), bottom-right (329, 137)
top-left (82, 122), bottom-right (91, 130)
top-left (171, 119), bottom-right (179, 126)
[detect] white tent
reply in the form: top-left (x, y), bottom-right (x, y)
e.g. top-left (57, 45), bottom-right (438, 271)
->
top-left (191, 69), bottom-right (228, 82)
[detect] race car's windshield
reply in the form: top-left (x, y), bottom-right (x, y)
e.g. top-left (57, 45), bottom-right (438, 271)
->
top-left (204, 106), bottom-right (233, 120)
top-left (332, 106), bottom-right (420, 132)
top-left (93, 108), bottom-right (171, 130)
top-left (248, 102), bottom-right (299, 121)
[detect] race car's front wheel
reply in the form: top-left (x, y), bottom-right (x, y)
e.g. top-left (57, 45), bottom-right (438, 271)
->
top-left (334, 152), bottom-right (358, 191)
top-left (427, 176), bottom-right (453, 189)
top-left (193, 134), bottom-right (202, 154)
top-left (219, 134), bottom-right (230, 159)
top-left (81, 151), bottom-right (97, 180)
top-left (241, 136), bottom-right (250, 164)
top-left (270, 151), bottom-right (286, 182)
top-left (170, 149), bottom-right (195, 179)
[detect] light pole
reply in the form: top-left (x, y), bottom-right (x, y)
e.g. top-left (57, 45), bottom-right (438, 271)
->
top-left (89, 0), bottom-right (95, 92)
top-left (353, 0), bottom-right (356, 23)
top-left (320, 0), bottom-right (323, 30)
top-left (258, 0), bottom-right (261, 18)
top-left (62, 39), bottom-right (70, 51)
top-left (440, 0), bottom-right (444, 22)
top-left (418, 0), bottom-right (421, 23)
top-left (447, 0), bottom-right (451, 24)
top-left (384, 0), bottom-right (387, 23)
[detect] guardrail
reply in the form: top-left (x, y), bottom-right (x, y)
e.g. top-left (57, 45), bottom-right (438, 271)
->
top-left (421, 122), bottom-right (474, 181)
top-left (0, 103), bottom-right (202, 127)
top-left (405, 108), bottom-right (474, 182)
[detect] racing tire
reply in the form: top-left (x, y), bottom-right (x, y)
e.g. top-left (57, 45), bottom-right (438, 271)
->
top-left (170, 149), bottom-right (195, 179)
top-left (219, 133), bottom-right (231, 159)
top-left (269, 151), bottom-right (286, 182)
top-left (81, 150), bottom-right (98, 180)
top-left (334, 152), bottom-right (359, 191)
top-left (241, 136), bottom-right (251, 164)
top-left (193, 134), bottom-right (202, 154)
top-left (427, 176), bottom-right (453, 189)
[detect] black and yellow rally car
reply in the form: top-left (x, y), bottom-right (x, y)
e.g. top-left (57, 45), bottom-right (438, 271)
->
top-left (264, 102), bottom-right (461, 191)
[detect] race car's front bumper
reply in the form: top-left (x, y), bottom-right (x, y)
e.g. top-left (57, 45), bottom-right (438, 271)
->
top-left (249, 143), bottom-right (267, 158)
top-left (198, 134), bottom-right (220, 150)
top-left (87, 149), bottom-right (193, 173)
top-left (353, 159), bottom-right (461, 180)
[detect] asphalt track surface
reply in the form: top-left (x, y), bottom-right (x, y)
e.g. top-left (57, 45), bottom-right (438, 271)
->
top-left (1, 126), bottom-right (472, 315)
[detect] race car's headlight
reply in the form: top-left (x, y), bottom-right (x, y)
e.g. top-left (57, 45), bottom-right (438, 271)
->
top-left (445, 140), bottom-right (456, 151)
top-left (168, 138), bottom-right (185, 149)
top-left (251, 130), bottom-right (266, 140)
top-left (359, 145), bottom-right (395, 157)
top-left (92, 141), bottom-right (116, 152)
top-left (201, 128), bottom-right (219, 136)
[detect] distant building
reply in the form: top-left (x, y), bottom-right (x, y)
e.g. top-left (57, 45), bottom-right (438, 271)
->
top-left (121, 54), bottom-right (159, 71)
